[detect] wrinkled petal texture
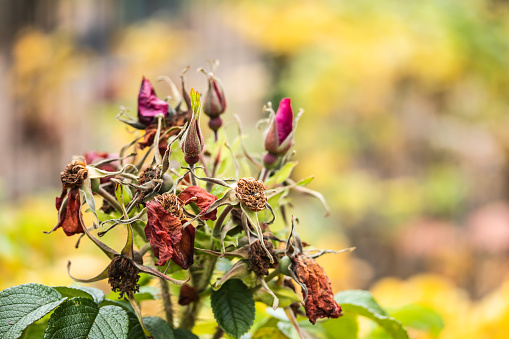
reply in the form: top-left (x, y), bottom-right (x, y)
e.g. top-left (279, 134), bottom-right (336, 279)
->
top-left (171, 226), bottom-right (195, 269)
top-left (145, 201), bottom-right (183, 266)
top-left (178, 186), bottom-right (218, 220)
top-left (291, 253), bottom-right (342, 324)
top-left (138, 77), bottom-right (169, 126)
top-left (55, 187), bottom-right (86, 236)
top-left (275, 98), bottom-right (293, 145)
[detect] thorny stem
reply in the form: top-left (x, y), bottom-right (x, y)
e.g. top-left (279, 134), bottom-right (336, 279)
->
top-left (159, 278), bottom-right (175, 328)
top-left (213, 205), bottom-right (233, 237)
top-left (97, 187), bottom-right (123, 214)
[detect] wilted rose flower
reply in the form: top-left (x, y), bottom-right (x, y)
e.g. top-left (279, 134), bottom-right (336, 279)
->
top-left (138, 76), bottom-right (169, 126)
top-left (234, 177), bottom-right (267, 212)
top-left (47, 160), bottom-right (89, 236)
top-left (291, 253), bottom-right (342, 324)
top-left (264, 98), bottom-right (294, 157)
top-left (145, 188), bottom-right (218, 267)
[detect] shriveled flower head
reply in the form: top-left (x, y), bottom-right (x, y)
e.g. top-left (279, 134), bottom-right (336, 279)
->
top-left (61, 160), bottom-right (88, 189)
top-left (138, 76), bottom-right (169, 126)
top-left (155, 193), bottom-right (184, 218)
top-left (234, 178), bottom-right (267, 212)
top-left (264, 98), bottom-right (294, 156)
top-left (249, 239), bottom-right (278, 276)
top-left (108, 255), bottom-right (141, 298)
top-left (291, 253), bottom-right (342, 324)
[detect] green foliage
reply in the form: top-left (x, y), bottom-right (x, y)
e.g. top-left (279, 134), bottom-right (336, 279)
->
top-left (43, 298), bottom-right (128, 339)
top-left (390, 304), bottom-right (444, 338)
top-left (0, 284), bottom-right (66, 339)
top-left (253, 282), bottom-right (300, 308)
top-left (142, 317), bottom-right (173, 339)
top-left (321, 314), bottom-right (358, 339)
top-left (335, 290), bottom-right (409, 339)
top-left (211, 279), bottom-right (255, 338)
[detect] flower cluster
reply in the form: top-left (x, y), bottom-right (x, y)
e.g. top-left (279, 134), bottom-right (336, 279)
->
top-left (46, 63), bottom-right (350, 335)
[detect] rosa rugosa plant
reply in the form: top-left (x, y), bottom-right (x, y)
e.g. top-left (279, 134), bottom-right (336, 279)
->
top-left (0, 64), bottom-right (410, 339)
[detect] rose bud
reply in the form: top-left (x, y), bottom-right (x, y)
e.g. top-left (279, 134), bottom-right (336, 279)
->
top-left (264, 98), bottom-right (294, 155)
top-left (138, 76), bottom-right (169, 126)
top-left (200, 63), bottom-right (227, 133)
top-left (180, 89), bottom-right (204, 165)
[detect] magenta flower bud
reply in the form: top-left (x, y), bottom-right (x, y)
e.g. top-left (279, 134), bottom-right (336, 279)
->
top-left (203, 73), bottom-right (227, 119)
top-left (138, 76), bottom-right (169, 126)
top-left (181, 89), bottom-right (204, 165)
top-left (264, 98), bottom-right (295, 156)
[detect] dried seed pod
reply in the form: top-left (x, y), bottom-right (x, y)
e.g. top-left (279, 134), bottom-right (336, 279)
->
top-left (61, 160), bottom-right (88, 189)
top-left (249, 239), bottom-right (278, 276)
top-left (235, 178), bottom-right (267, 212)
top-left (108, 256), bottom-right (141, 298)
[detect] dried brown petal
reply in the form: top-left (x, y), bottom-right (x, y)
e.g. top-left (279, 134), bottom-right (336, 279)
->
top-left (145, 201), bottom-right (183, 266)
top-left (138, 167), bottom-right (161, 186)
top-left (54, 187), bottom-right (86, 236)
top-left (171, 226), bottom-right (195, 270)
top-left (178, 186), bottom-right (218, 220)
top-left (235, 178), bottom-right (267, 212)
top-left (178, 284), bottom-right (199, 306)
top-left (61, 160), bottom-right (88, 189)
top-left (108, 255), bottom-right (140, 298)
top-left (249, 239), bottom-right (278, 276)
top-left (291, 253), bottom-right (342, 324)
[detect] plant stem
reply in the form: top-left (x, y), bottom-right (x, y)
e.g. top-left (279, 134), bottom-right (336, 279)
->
top-left (189, 163), bottom-right (198, 186)
top-left (159, 278), bottom-right (175, 328)
top-left (213, 205), bottom-right (233, 237)
top-left (97, 187), bottom-right (123, 213)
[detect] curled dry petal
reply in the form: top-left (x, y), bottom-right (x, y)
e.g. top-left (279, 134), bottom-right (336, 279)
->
top-left (178, 186), bottom-right (219, 220)
top-left (145, 201), bottom-right (183, 266)
top-left (291, 253), bottom-right (342, 324)
top-left (178, 284), bottom-right (199, 306)
top-left (52, 187), bottom-right (86, 236)
top-left (138, 77), bottom-right (169, 126)
top-left (61, 160), bottom-right (88, 189)
top-left (170, 225), bottom-right (195, 270)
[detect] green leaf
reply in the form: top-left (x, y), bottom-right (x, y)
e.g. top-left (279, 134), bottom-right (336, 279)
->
top-left (390, 304), bottom-right (444, 338)
top-left (143, 317), bottom-right (174, 339)
top-left (172, 328), bottom-right (198, 339)
top-left (253, 282), bottom-right (300, 308)
top-left (335, 290), bottom-right (409, 339)
top-left (133, 286), bottom-right (159, 303)
top-left (126, 312), bottom-right (145, 339)
top-left (20, 320), bottom-right (47, 339)
top-left (321, 314), bottom-right (358, 339)
top-left (264, 162), bottom-right (297, 187)
top-left (0, 283), bottom-right (66, 339)
top-left (43, 298), bottom-right (129, 339)
top-left (296, 176), bottom-right (314, 186)
top-left (74, 287), bottom-right (105, 306)
top-left (211, 279), bottom-right (255, 338)
top-left (53, 287), bottom-right (95, 302)
top-left (251, 327), bottom-right (288, 339)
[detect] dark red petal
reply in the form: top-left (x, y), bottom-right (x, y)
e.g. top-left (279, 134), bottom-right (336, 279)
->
top-left (178, 186), bottom-right (219, 221)
top-left (138, 77), bottom-right (169, 126)
top-left (171, 226), bottom-right (195, 270)
top-left (56, 188), bottom-right (67, 211)
top-left (145, 201), bottom-right (183, 266)
top-left (291, 253), bottom-right (342, 324)
top-left (56, 187), bottom-right (86, 236)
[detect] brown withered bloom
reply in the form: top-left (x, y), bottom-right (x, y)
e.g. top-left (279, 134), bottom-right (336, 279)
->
top-left (108, 255), bottom-right (141, 298)
top-left (178, 284), bottom-right (199, 306)
top-left (61, 160), bottom-right (88, 189)
top-left (249, 239), bottom-right (278, 276)
top-left (46, 160), bottom-right (90, 236)
top-left (235, 178), bottom-right (267, 212)
top-left (291, 253), bottom-right (342, 324)
top-left (135, 166), bottom-right (162, 202)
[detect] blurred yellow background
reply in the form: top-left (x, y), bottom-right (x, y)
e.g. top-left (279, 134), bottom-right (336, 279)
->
top-left (2, 0), bottom-right (509, 338)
